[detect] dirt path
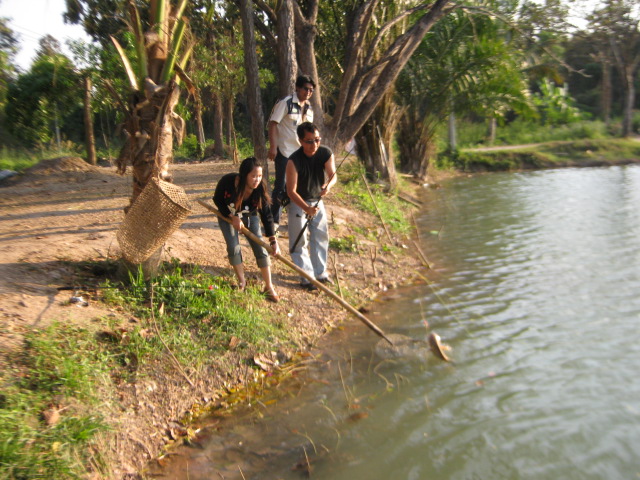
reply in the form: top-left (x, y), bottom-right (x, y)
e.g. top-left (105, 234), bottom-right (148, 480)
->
top-left (0, 157), bottom-right (420, 477)
top-left (0, 157), bottom-right (414, 353)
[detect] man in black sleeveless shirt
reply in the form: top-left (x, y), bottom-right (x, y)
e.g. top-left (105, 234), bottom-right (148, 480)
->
top-left (285, 122), bottom-right (337, 290)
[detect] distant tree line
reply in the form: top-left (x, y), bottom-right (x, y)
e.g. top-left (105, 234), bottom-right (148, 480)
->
top-left (0, 0), bottom-right (638, 183)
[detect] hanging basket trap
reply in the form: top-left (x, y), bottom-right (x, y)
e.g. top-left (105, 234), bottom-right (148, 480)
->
top-left (117, 178), bottom-right (192, 264)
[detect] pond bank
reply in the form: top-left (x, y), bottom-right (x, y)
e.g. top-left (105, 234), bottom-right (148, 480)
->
top-left (0, 157), bottom-right (435, 479)
top-left (456, 137), bottom-right (640, 172)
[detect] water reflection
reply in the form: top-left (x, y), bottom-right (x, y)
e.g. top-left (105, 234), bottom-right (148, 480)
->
top-left (154, 166), bottom-right (640, 480)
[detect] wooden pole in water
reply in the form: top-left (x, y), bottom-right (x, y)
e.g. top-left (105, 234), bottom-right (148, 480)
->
top-left (197, 200), bottom-right (393, 345)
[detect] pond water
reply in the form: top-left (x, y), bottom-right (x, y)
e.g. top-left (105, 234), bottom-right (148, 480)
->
top-left (153, 165), bottom-right (640, 480)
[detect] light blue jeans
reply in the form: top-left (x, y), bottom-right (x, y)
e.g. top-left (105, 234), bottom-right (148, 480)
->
top-left (287, 200), bottom-right (329, 283)
top-left (218, 214), bottom-right (270, 268)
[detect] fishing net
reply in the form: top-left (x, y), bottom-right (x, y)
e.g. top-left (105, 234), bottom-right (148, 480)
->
top-left (117, 178), bottom-right (191, 263)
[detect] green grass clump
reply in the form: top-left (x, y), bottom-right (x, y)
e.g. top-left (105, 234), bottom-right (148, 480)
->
top-left (337, 161), bottom-right (413, 238)
top-left (0, 325), bottom-right (110, 479)
top-left (102, 262), bottom-right (284, 366)
top-left (329, 235), bottom-right (357, 252)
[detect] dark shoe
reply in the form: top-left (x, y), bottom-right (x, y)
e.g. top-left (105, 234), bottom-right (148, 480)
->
top-left (300, 282), bottom-right (318, 292)
top-left (262, 288), bottom-right (280, 303)
top-left (317, 276), bottom-right (334, 285)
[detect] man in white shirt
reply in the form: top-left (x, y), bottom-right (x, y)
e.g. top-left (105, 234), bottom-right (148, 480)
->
top-left (267, 75), bottom-right (315, 229)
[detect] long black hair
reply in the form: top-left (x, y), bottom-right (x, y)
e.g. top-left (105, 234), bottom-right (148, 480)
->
top-left (235, 157), bottom-right (271, 209)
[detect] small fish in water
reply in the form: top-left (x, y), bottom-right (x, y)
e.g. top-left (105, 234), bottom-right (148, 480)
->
top-left (428, 332), bottom-right (451, 362)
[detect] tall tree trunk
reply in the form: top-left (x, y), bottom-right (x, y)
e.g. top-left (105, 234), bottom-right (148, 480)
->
top-left (53, 103), bottom-right (61, 150)
top-left (487, 117), bottom-right (497, 145)
top-left (398, 110), bottom-right (434, 180)
top-left (212, 92), bottom-right (225, 156)
top-left (225, 92), bottom-right (233, 148)
top-left (83, 76), bottom-right (97, 165)
top-left (601, 59), bottom-right (612, 126)
top-left (277, 0), bottom-right (297, 96)
top-left (239, 0), bottom-right (268, 166)
top-left (355, 90), bottom-right (399, 189)
top-left (448, 109), bottom-right (457, 152)
top-left (622, 70), bottom-right (635, 137)
top-left (194, 96), bottom-right (206, 159)
top-left (294, 0), bottom-right (324, 134)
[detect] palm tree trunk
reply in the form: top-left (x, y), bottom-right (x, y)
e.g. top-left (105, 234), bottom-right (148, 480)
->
top-left (126, 82), bottom-right (180, 206)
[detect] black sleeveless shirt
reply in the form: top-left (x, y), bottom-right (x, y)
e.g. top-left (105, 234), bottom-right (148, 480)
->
top-left (289, 145), bottom-right (333, 201)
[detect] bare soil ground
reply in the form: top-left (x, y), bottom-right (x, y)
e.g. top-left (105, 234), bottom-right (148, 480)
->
top-left (0, 157), bottom-right (422, 478)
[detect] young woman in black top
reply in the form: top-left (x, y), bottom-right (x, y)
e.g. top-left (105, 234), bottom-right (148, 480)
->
top-left (213, 157), bottom-right (280, 302)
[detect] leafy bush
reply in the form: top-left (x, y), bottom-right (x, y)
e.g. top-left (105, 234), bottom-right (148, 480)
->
top-left (175, 133), bottom-right (208, 159)
top-left (329, 235), bottom-right (357, 252)
top-left (533, 79), bottom-right (588, 126)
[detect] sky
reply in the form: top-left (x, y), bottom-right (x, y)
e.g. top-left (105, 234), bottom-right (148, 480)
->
top-left (2, 0), bottom-right (91, 71)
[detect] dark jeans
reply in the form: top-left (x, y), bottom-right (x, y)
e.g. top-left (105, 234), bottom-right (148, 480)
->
top-left (217, 214), bottom-right (269, 268)
top-left (271, 150), bottom-right (288, 224)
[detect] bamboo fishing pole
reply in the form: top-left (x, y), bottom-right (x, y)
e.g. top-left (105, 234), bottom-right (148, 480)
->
top-left (197, 199), bottom-right (393, 345)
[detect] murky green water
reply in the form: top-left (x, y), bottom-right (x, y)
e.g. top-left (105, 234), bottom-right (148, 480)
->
top-left (154, 165), bottom-right (640, 480)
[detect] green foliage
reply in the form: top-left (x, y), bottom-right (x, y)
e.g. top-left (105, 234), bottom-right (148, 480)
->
top-left (235, 135), bottom-right (256, 160)
top-left (454, 118), bottom-right (608, 148)
top-left (329, 235), bottom-right (357, 252)
top-left (0, 324), bottom-right (109, 479)
top-left (0, 16), bottom-right (18, 112)
top-left (5, 54), bottom-right (83, 147)
top-left (533, 79), bottom-right (588, 126)
top-left (102, 262), bottom-right (284, 363)
top-left (175, 133), bottom-right (211, 159)
top-left (396, 8), bottom-right (533, 171)
top-left (337, 162), bottom-right (412, 237)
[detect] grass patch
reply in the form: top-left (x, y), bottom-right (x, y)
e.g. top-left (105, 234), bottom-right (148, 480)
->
top-left (0, 260), bottom-right (289, 479)
top-left (445, 138), bottom-right (640, 172)
top-left (329, 235), bottom-right (357, 252)
top-left (0, 324), bottom-right (110, 479)
top-left (102, 261), bottom-right (285, 365)
top-left (336, 161), bottom-right (413, 239)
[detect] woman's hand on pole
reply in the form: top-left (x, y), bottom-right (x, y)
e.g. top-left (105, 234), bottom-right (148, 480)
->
top-left (269, 238), bottom-right (280, 256)
top-left (231, 215), bottom-right (242, 231)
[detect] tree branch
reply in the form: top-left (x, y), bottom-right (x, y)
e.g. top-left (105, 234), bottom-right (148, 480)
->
top-left (335, 0), bottom-right (453, 143)
top-left (364, 2), bottom-right (433, 67)
top-left (332, 0), bottom-right (380, 134)
top-left (253, 12), bottom-right (277, 51)
top-left (253, 0), bottom-right (276, 24)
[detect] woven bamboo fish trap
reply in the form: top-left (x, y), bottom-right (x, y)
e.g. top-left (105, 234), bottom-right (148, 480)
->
top-left (117, 178), bottom-right (191, 264)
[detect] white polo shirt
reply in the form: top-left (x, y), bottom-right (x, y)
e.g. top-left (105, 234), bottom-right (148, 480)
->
top-left (268, 94), bottom-right (314, 158)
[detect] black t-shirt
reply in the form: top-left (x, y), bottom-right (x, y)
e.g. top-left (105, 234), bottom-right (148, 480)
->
top-left (213, 173), bottom-right (275, 237)
top-left (289, 145), bottom-right (333, 201)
